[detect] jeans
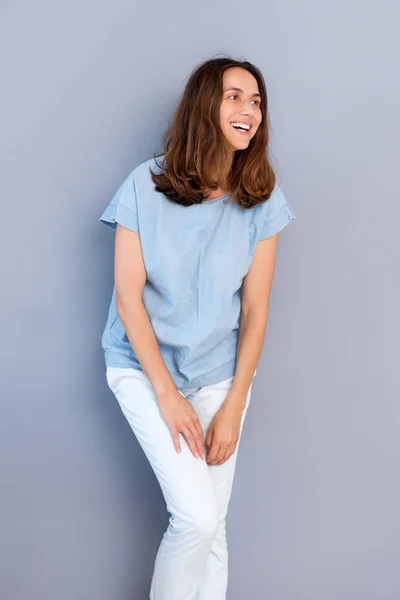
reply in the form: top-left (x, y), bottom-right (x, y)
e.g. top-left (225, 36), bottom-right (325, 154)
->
top-left (106, 366), bottom-right (253, 600)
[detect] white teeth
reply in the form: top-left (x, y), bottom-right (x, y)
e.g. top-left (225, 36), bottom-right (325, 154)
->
top-left (230, 122), bottom-right (251, 130)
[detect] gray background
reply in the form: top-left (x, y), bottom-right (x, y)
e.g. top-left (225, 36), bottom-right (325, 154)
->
top-left (1, 1), bottom-right (399, 599)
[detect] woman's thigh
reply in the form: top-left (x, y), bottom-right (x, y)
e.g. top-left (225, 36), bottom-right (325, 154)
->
top-left (106, 367), bottom-right (218, 526)
top-left (189, 377), bottom-right (253, 516)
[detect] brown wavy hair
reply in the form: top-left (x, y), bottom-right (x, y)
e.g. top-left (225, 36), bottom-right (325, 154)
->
top-left (149, 56), bottom-right (276, 210)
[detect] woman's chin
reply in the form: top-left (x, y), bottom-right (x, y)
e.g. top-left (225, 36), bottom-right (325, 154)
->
top-left (232, 140), bottom-right (250, 151)
top-left (225, 135), bottom-right (248, 150)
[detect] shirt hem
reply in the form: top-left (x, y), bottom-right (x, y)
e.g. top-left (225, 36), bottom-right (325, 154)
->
top-left (104, 350), bottom-right (236, 388)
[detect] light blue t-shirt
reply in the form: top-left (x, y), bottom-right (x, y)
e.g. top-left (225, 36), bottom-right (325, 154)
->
top-left (100, 156), bottom-right (295, 388)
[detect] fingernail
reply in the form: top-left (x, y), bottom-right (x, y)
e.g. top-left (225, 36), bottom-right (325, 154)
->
top-left (202, 453), bottom-right (206, 460)
top-left (195, 452), bottom-right (199, 458)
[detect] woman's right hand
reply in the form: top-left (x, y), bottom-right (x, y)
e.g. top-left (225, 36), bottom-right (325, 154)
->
top-left (157, 390), bottom-right (206, 460)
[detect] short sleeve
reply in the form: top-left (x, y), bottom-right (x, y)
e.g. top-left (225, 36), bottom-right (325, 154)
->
top-left (259, 184), bottom-right (295, 240)
top-left (99, 173), bottom-right (139, 234)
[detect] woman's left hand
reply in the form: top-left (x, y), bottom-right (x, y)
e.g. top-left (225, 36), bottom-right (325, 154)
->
top-left (206, 403), bottom-right (244, 465)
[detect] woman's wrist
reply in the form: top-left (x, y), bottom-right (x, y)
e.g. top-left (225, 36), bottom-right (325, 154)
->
top-left (154, 381), bottom-right (179, 404)
top-left (221, 392), bottom-right (247, 415)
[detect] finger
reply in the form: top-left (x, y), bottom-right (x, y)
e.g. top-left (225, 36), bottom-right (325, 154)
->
top-left (194, 419), bottom-right (204, 445)
top-left (214, 445), bottom-right (227, 465)
top-left (190, 415), bottom-right (203, 442)
top-left (210, 443), bottom-right (229, 465)
top-left (206, 441), bottom-right (221, 465)
top-left (181, 427), bottom-right (200, 458)
top-left (205, 427), bottom-right (213, 450)
top-left (189, 425), bottom-right (205, 460)
top-left (217, 442), bottom-right (236, 465)
top-left (192, 421), bottom-right (206, 458)
top-left (215, 446), bottom-right (229, 465)
top-left (172, 429), bottom-right (181, 454)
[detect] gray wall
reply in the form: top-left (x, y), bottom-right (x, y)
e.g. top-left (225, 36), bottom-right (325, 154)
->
top-left (1, 1), bottom-right (399, 599)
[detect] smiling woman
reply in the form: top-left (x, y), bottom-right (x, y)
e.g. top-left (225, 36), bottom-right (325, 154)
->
top-left (150, 57), bottom-right (275, 209)
top-left (220, 70), bottom-right (263, 148)
top-left (99, 56), bottom-right (295, 600)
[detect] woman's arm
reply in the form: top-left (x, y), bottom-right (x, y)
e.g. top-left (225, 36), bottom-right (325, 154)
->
top-left (206, 233), bottom-right (279, 465)
top-left (113, 223), bottom-right (205, 459)
top-left (114, 223), bottom-right (175, 397)
top-left (226, 232), bottom-right (280, 408)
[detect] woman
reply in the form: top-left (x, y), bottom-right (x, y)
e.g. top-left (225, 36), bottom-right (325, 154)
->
top-left (100, 56), bottom-right (295, 600)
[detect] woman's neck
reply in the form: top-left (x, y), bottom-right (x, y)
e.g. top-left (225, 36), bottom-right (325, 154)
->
top-left (203, 187), bottom-right (229, 200)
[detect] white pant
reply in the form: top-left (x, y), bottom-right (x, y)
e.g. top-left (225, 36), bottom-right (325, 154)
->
top-left (106, 366), bottom-right (253, 600)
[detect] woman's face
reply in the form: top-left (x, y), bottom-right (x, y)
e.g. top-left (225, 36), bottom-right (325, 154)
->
top-left (219, 67), bottom-right (263, 152)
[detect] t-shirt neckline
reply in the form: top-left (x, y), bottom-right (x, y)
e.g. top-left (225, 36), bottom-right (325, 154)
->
top-left (201, 192), bottom-right (231, 205)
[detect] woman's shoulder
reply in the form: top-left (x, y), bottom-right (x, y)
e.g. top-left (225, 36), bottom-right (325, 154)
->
top-left (130, 154), bottom-right (164, 182)
top-left (250, 181), bottom-right (296, 240)
top-left (249, 181), bottom-right (288, 217)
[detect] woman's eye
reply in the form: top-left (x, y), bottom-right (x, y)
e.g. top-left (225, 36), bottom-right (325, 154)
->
top-left (228, 95), bottom-right (260, 106)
